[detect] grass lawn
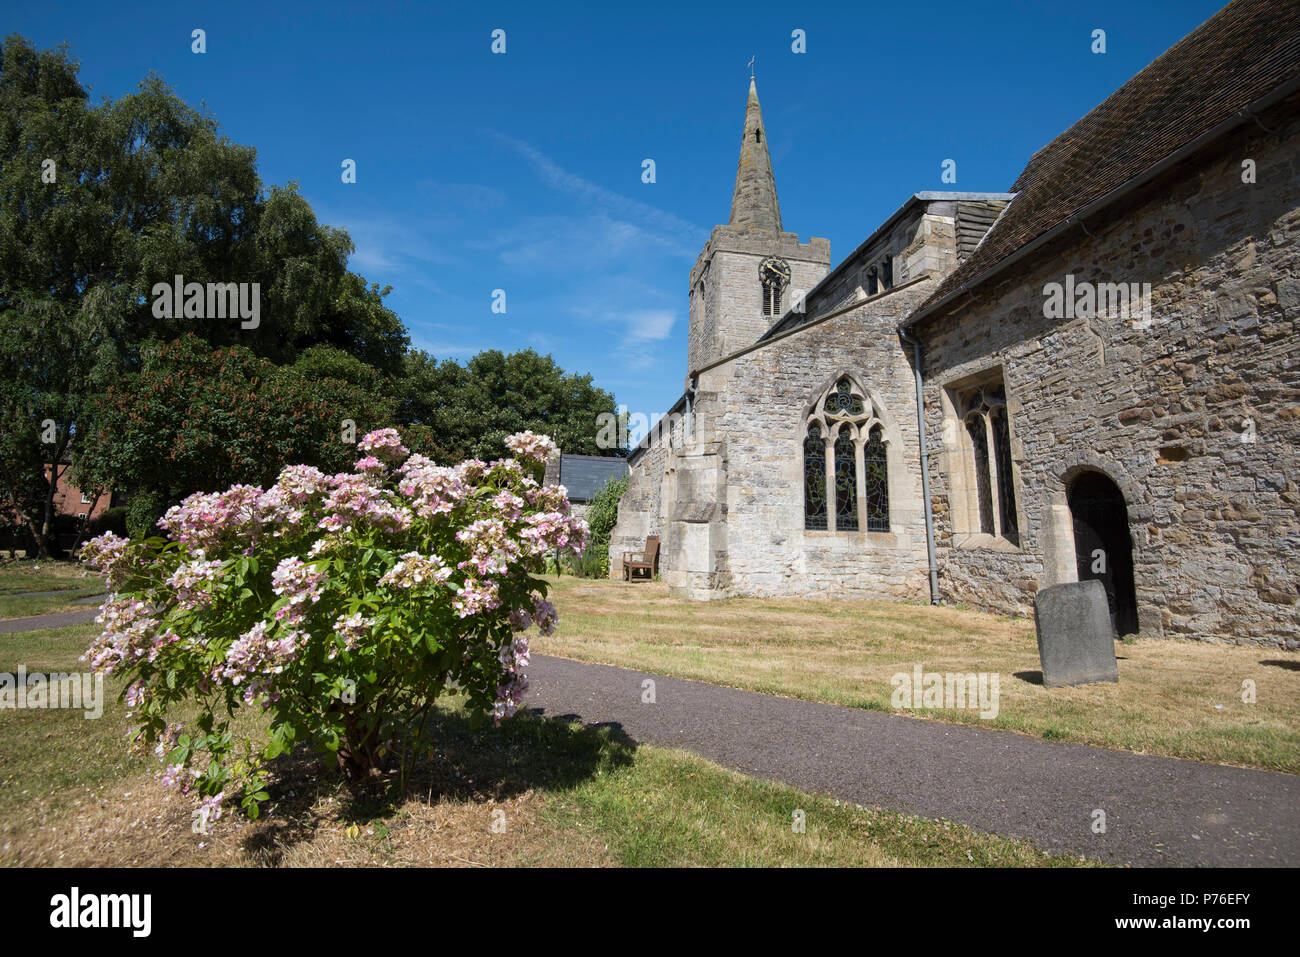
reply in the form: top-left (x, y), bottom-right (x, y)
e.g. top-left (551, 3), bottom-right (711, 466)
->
top-left (1, 621), bottom-right (1087, 867)
top-left (536, 575), bottom-right (1300, 775)
top-left (0, 560), bottom-right (105, 620)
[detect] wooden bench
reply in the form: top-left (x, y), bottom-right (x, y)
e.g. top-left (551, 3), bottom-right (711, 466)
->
top-left (622, 536), bottom-right (659, 582)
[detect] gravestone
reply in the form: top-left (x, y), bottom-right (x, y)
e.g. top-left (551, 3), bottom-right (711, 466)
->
top-left (1033, 579), bottom-right (1119, 688)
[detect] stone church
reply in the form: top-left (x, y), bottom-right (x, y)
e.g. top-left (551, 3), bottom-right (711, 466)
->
top-left (609, 0), bottom-right (1300, 647)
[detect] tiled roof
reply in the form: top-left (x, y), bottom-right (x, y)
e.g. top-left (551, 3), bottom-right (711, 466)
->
top-left (920, 0), bottom-right (1300, 314)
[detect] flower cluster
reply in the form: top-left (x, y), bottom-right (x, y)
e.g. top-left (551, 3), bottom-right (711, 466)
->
top-left (357, 427), bottom-right (408, 465)
top-left (456, 518), bottom-right (523, 577)
top-left (332, 612), bottom-right (374, 657)
top-left (396, 456), bottom-right (468, 518)
top-left (223, 620), bottom-right (302, 697)
top-left (493, 646), bottom-right (531, 722)
top-left (167, 557), bottom-right (224, 610)
top-left (270, 556), bottom-right (326, 627)
top-left (158, 485), bottom-right (263, 553)
top-left (318, 474), bottom-right (413, 535)
top-left (520, 511), bottom-right (588, 557)
top-left (378, 551), bottom-right (452, 590)
top-left (531, 599), bottom-right (559, 637)
top-left (84, 595), bottom-right (160, 675)
top-left (79, 531), bottom-right (136, 589)
top-left (504, 430), bottom-right (559, 463)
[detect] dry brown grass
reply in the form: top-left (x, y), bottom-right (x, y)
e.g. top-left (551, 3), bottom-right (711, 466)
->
top-left (538, 575), bottom-right (1300, 773)
top-left (4, 770), bottom-right (609, 868)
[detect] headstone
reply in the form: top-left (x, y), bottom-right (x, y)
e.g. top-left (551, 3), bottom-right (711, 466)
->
top-left (1033, 579), bottom-right (1119, 688)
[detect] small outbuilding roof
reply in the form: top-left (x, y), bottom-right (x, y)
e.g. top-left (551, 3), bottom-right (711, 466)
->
top-left (553, 454), bottom-right (628, 502)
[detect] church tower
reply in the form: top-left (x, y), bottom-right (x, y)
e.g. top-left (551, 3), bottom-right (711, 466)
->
top-left (687, 78), bottom-right (830, 373)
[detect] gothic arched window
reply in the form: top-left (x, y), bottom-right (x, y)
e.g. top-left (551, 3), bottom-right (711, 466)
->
top-left (961, 382), bottom-right (1019, 544)
top-left (803, 376), bottom-right (892, 533)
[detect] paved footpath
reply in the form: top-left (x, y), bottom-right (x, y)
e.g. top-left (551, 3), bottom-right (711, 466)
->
top-left (524, 655), bottom-right (1300, 867)
top-left (0, 607), bottom-right (99, 635)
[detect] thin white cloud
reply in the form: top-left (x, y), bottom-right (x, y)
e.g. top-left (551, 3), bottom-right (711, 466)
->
top-left (488, 132), bottom-right (707, 257)
top-left (622, 309), bottom-right (675, 343)
top-left (416, 180), bottom-right (508, 211)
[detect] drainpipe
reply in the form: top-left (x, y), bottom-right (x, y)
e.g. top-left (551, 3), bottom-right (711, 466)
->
top-left (898, 325), bottom-right (939, 605)
top-left (685, 377), bottom-right (697, 443)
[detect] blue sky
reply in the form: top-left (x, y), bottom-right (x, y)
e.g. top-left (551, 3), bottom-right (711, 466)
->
top-left (12, 0), bottom-right (1225, 425)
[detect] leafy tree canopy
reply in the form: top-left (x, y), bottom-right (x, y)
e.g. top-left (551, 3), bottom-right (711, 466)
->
top-left (402, 348), bottom-right (620, 463)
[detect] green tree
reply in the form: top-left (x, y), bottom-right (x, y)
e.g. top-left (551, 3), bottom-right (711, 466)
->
top-left (400, 348), bottom-right (620, 462)
top-left (76, 335), bottom-right (397, 535)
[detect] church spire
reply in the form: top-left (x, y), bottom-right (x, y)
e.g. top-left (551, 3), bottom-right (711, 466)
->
top-left (728, 77), bottom-right (783, 233)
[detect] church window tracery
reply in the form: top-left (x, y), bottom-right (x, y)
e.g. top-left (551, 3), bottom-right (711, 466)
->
top-left (804, 376), bottom-right (891, 533)
top-left (959, 381), bottom-right (1019, 544)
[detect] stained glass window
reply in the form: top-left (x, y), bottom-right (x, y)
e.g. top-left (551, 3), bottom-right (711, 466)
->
top-left (805, 377), bottom-right (892, 534)
top-left (834, 429), bottom-right (858, 531)
top-left (864, 425), bottom-right (890, 532)
top-left (824, 378), bottom-right (864, 416)
top-left (803, 424), bottom-right (827, 530)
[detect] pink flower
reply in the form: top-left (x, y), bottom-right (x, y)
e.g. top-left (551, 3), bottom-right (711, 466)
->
top-left (79, 531), bottom-right (136, 589)
top-left (357, 428), bottom-right (409, 465)
top-left (504, 430), bottom-right (559, 464)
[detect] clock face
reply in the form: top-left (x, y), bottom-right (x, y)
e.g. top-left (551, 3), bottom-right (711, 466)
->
top-left (759, 257), bottom-right (791, 285)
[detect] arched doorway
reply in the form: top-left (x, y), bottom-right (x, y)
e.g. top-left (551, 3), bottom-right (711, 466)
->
top-left (1067, 471), bottom-right (1139, 636)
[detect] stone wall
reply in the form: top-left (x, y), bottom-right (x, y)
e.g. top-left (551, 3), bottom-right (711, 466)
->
top-left (916, 94), bottom-right (1300, 647)
top-left (609, 412), bottom-right (681, 578)
top-left (697, 279), bottom-right (938, 599)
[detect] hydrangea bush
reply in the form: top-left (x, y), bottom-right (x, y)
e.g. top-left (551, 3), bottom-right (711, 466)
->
top-left (80, 429), bottom-right (586, 820)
